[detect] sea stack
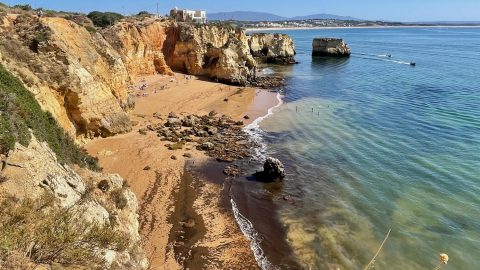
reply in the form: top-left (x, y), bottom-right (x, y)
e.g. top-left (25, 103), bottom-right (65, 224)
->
top-left (312, 38), bottom-right (351, 57)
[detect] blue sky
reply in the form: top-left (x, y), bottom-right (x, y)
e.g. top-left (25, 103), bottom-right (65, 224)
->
top-left (2, 0), bottom-right (480, 22)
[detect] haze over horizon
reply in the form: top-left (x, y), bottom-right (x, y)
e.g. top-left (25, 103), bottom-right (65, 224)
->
top-left (2, 0), bottom-right (480, 22)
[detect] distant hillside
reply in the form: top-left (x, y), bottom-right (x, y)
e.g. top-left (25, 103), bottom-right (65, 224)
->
top-left (208, 11), bottom-right (287, 22)
top-left (405, 21), bottom-right (480, 25)
top-left (291, 13), bottom-right (360, 21)
top-left (208, 11), bottom-right (361, 22)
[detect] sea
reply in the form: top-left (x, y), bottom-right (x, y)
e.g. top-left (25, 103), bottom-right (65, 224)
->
top-left (234, 27), bottom-right (480, 270)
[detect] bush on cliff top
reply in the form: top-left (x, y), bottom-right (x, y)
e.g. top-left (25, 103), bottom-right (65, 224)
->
top-left (0, 193), bottom-right (128, 269)
top-left (0, 64), bottom-right (100, 171)
top-left (87, 11), bottom-right (123, 27)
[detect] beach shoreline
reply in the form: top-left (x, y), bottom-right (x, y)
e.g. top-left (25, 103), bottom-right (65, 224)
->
top-left (85, 73), bottom-right (281, 269)
top-left (246, 25), bottom-right (480, 32)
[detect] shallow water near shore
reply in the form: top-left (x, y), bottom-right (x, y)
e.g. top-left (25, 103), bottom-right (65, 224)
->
top-left (244, 27), bottom-right (480, 269)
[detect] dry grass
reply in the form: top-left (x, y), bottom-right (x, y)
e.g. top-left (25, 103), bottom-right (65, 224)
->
top-left (0, 193), bottom-right (128, 269)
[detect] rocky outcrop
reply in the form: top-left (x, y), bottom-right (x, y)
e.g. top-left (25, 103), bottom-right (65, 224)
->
top-left (0, 14), bottom-right (297, 139)
top-left (312, 38), bottom-right (351, 57)
top-left (166, 24), bottom-right (257, 85)
top-left (255, 157), bottom-right (286, 182)
top-left (0, 136), bottom-right (148, 269)
top-left (102, 19), bottom-right (174, 77)
top-left (248, 33), bottom-right (296, 64)
top-left (0, 15), bottom-right (132, 138)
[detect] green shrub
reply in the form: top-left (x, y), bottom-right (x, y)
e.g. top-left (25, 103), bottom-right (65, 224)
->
top-left (12, 4), bottom-right (31, 11)
top-left (111, 189), bottom-right (128, 210)
top-left (0, 194), bottom-right (128, 268)
top-left (87, 11), bottom-right (123, 28)
top-left (137, 11), bottom-right (151, 17)
top-left (85, 25), bottom-right (97, 33)
top-left (0, 64), bottom-right (100, 171)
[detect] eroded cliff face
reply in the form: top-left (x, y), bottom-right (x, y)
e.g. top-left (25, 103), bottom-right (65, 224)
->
top-left (0, 16), bottom-right (296, 139)
top-left (248, 33), bottom-right (296, 64)
top-left (0, 15), bottom-right (132, 138)
top-left (102, 19), bottom-right (174, 77)
top-left (312, 38), bottom-right (351, 57)
top-left (166, 24), bottom-right (257, 85)
top-left (0, 136), bottom-right (148, 269)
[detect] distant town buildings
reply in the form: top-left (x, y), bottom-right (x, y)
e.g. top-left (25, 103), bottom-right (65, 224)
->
top-left (170, 7), bottom-right (207, 23)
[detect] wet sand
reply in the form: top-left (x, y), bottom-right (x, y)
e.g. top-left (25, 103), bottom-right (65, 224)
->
top-left (85, 74), bottom-right (278, 269)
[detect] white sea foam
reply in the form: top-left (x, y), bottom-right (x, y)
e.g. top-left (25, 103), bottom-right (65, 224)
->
top-left (232, 92), bottom-right (283, 269)
top-left (262, 68), bottom-right (275, 75)
top-left (231, 198), bottom-right (279, 270)
top-left (243, 92), bottom-right (283, 161)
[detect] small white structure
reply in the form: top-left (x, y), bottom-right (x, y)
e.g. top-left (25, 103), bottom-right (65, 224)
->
top-left (170, 7), bottom-right (206, 23)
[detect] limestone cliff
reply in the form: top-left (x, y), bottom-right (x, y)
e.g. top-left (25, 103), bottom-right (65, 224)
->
top-left (102, 19), bottom-right (174, 77)
top-left (0, 136), bottom-right (148, 269)
top-left (0, 15), bottom-right (297, 140)
top-left (312, 38), bottom-right (351, 57)
top-left (0, 15), bottom-right (132, 138)
top-left (166, 23), bottom-right (257, 85)
top-left (248, 33), bottom-right (296, 64)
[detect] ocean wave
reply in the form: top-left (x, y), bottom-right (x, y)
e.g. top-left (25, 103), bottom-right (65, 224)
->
top-left (231, 199), bottom-right (279, 270)
top-left (243, 92), bottom-right (283, 161)
top-left (236, 92), bottom-right (283, 269)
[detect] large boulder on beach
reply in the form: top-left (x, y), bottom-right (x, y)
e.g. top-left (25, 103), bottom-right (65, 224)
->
top-left (312, 38), bottom-right (351, 57)
top-left (255, 157), bottom-right (286, 182)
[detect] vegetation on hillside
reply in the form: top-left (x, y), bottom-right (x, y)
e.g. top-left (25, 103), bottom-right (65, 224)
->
top-left (87, 11), bottom-right (124, 27)
top-left (0, 193), bottom-right (128, 269)
top-left (0, 64), bottom-right (100, 170)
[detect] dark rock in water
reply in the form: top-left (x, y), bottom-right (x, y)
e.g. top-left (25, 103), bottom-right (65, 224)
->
top-left (255, 157), bottom-right (286, 182)
top-left (223, 165), bottom-right (241, 177)
top-left (248, 76), bottom-right (285, 89)
top-left (208, 110), bottom-right (218, 117)
top-left (183, 153), bottom-right (192, 158)
top-left (143, 166), bottom-right (151, 171)
top-left (243, 115), bottom-right (250, 120)
top-left (224, 98), bottom-right (229, 102)
top-left (312, 38), bottom-right (351, 57)
top-left (171, 155), bottom-right (177, 160)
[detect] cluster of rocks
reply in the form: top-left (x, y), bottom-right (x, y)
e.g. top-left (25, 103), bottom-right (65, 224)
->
top-left (143, 111), bottom-right (257, 163)
top-left (249, 76), bottom-right (286, 89)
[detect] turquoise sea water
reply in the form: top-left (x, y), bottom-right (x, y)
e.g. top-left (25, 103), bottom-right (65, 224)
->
top-left (257, 28), bottom-right (480, 269)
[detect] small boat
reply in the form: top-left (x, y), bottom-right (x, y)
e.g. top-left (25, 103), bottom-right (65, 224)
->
top-left (386, 54), bottom-right (392, 58)
top-left (410, 62), bottom-right (416, 66)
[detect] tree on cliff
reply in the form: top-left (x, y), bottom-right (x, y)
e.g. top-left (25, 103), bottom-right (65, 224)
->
top-left (87, 11), bottom-right (124, 27)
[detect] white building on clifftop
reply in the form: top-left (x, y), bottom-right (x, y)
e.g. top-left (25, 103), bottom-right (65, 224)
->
top-left (170, 7), bottom-right (207, 23)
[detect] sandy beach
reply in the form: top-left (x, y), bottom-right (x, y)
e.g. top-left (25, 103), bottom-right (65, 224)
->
top-left (86, 74), bottom-right (278, 269)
